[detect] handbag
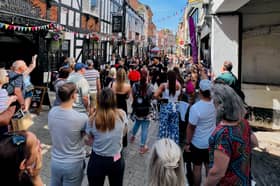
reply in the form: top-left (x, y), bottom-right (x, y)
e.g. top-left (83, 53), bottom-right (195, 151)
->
top-left (11, 111), bottom-right (33, 131)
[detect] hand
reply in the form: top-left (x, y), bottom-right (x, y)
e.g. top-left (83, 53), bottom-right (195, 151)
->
top-left (27, 151), bottom-right (42, 178)
top-left (10, 95), bottom-right (17, 103)
top-left (184, 144), bottom-right (191, 152)
top-left (21, 104), bottom-right (26, 111)
top-left (32, 54), bottom-right (38, 63)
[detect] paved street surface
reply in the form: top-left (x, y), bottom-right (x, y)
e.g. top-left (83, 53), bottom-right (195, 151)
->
top-left (29, 106), bottom-right (280, 186)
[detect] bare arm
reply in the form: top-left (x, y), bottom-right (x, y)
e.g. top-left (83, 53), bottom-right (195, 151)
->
top-left (205, 150), bottom-right (230, 186)
top-left (96, 78), bottom-right (101, 95)
top-left (185, 123), bottom-right (196, 152)
top-left (153, 84), bottom-right (164, 99)
top-left (14, 87), bottom-right (25, 108)
top-left (82, 96), bottom-right (89, 110)
top-left (24, 54), bottom-right (37, 76)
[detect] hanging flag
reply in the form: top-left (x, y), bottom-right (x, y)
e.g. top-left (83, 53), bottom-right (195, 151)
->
top-left (188, 17), bottom-right (198, 64)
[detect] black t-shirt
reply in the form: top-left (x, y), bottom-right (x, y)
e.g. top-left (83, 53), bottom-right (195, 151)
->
top-left (150, 63), bottom-right (163, 80)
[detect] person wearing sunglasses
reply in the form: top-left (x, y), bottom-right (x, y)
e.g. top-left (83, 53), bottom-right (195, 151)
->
top-left (0, 131), bottom-right (43, 186)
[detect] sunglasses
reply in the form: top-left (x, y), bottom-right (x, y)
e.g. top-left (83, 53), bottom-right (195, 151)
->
top-left (1, 133), bottom-right (26, 163)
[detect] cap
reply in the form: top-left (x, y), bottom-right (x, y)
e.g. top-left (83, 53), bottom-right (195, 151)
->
top-left (199, 79), bottom-right (212, 91)
top-left (74, 63), bottom-right (88, 71)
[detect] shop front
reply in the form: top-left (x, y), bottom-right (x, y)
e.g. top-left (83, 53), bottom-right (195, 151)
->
top-left (0, 0), bottom-right (58, 85)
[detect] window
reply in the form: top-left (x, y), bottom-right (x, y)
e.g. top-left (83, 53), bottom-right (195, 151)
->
top-left (91, 0), bottom-right (97, 8)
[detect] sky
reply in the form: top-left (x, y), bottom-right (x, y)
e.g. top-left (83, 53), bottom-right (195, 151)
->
top-left (139, 0), bottom-right (187, 34)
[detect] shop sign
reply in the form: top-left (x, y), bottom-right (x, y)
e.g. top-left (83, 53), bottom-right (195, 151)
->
top-left (188, 0), bottom-right (203, 7)
top-left (0, 0), bottom-right (41, 18)
top-left (112, 15), bottom-right (122, 33)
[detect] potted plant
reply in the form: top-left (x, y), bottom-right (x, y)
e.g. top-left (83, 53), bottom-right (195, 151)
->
top-left (92, 34), bottom-right (99, 44)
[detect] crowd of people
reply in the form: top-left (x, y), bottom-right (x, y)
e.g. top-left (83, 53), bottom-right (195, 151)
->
top-left (0, 54), bottom-right (259, 186)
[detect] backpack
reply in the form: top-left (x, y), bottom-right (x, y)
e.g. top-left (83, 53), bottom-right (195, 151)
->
top-left (132, 83), bottom-right (151, 117)
top-left (2, 74), bottom-right (21, 96)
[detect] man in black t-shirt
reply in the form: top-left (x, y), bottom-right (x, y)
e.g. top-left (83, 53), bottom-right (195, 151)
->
top-left (149, 57), bottom-right (163, 86)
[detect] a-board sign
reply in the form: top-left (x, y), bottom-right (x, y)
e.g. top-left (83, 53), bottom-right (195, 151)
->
top-left (30, 86), bottom-right (46, 114)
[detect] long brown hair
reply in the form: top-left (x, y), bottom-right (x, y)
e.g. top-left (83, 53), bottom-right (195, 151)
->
top-left (0, 131), bottom-right (32, 185)
top-left (139, 69), bottom-right (148, 96)
top-left (167, 70), bottom-right (177, 96)
top-left (92, 88), bottom-right (123, 132)
top-left (116, 68), bottom-right (127, 92)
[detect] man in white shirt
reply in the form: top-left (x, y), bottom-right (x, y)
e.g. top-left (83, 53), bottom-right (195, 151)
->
top-left (185, 79), bottom-right (216, 186)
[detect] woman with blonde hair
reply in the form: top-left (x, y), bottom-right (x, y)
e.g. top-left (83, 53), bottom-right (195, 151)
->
top-left (0, 69), bottom-right (17, 114)
top-left (0, 69), bottom-right (17, 135)
top-left (0, 131), bottom-right (43, 186)
top-left (86, 88), bottom-right (127, 186)
top-left (148, 138), bottom-right (186, 186)
top-left (111, 68), bottom-right (131, 147)
top-left (105, 67), bottom-right (117, 88)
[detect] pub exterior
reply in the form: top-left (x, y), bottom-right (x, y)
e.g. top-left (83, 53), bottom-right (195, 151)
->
top-left (0, 0), bottom-right (100, 85)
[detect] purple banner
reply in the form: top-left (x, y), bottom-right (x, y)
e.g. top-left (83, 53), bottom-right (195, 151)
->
top-left (188, 17), bottom-right (198, 64)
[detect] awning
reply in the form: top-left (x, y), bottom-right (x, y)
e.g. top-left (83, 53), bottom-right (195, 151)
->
top-left (211, 0), bottom-right (251, 13)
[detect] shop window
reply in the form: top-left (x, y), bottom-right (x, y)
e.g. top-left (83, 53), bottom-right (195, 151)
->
top-left (91, 0), bottom-right (97, 9)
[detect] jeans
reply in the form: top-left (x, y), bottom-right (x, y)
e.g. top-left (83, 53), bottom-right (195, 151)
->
top-left (132, 119), bottom-right (150, 146)
top-left (50, 159), bottom-right (85, 186)
top-left (87, 152), bottom-right (125, 186)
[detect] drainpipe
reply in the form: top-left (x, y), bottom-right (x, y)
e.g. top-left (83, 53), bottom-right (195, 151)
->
top-left (122, 0), bottom-right (127, 58)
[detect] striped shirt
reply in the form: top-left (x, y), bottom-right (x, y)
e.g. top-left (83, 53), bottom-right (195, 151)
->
top-left (84, 69), bottom-right (100, 94)
top-left (0, 89), bottom-right (8, 114)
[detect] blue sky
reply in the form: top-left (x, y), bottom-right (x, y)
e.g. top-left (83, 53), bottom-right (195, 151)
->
top-left (139, 0), bottom-right (187, 33)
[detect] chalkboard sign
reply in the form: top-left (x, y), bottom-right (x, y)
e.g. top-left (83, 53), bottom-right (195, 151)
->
top-left (112, 15), bottom-right (122, 33)
top-left (30, 86), bottom-right (46, 114)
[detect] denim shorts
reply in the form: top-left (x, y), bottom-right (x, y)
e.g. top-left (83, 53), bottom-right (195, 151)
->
top-left (24, 91), bottom-right (33, 98)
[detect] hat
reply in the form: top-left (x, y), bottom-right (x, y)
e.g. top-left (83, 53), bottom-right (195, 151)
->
top-left (199, 79), bottom-right (212, 91)
top-left (74, 63), bottom-right (88, 71)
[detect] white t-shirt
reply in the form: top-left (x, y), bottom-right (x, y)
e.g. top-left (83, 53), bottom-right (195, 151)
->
top-left (189, 100), bottom-right (216, 149)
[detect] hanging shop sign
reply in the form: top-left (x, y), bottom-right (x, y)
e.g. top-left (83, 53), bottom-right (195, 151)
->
top-left (188, 0), bottom-right (203, 6)
top-left (0, 0), bottom-right (41, 18)
top-left (112, 15), bottom-right (122, 33)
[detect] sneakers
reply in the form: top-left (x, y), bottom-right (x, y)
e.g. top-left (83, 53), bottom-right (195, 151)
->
top-left (139, 146), bottom-right (149, 154)
top-left (130, 135), bottom-right (135, 143)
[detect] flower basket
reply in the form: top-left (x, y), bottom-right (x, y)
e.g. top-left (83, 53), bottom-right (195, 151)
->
top-left (92, 35), bottom-right (99, 45)
top-left (50, 40), bottom-right (60, 51)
